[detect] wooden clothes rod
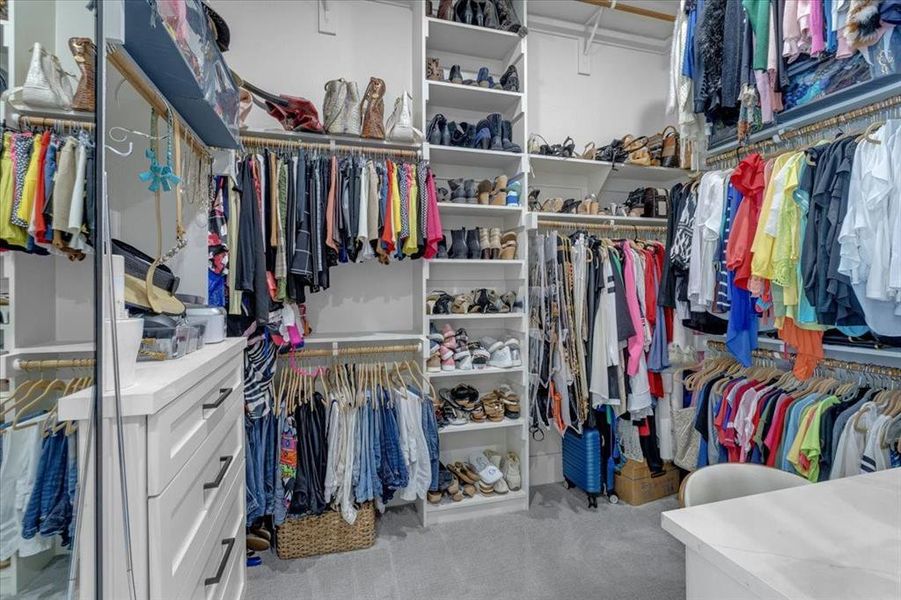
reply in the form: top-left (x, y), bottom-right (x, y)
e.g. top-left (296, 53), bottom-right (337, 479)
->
top-left (707, 95), bottom-right (901, 167)
top-left (18, 115), bottom-right (95, 131)
top-left (537, 218), bottom-right (666, 233)
top-left (108, 47), bottom-right (210, 158)
top-left (279, 343), bottom-right (422, 359)
top-left (706, 340), bottom-right (901, 379)
top-left (240, 134), bottom-right (420, 159)
top-left (578, 0), bottom-right (676, 22)
top-left (14, 358), bottom-right (96, 371)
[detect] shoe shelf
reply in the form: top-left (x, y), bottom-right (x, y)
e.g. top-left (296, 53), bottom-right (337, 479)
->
top-left (428, 366), bottom-right (525, 379)
top-left (437, 203), bottom-right (523, 218)
top-left (426, 18), bottom-right (524, 62)
top-left (603, 162), bottom-right (694, 186)
top-left (417, 2), bottom-right (531, 526)
top-left (529, 154), bottom-right (613, 177)
top-left (427, 313), bottom-right (524, 321)
top-left (427, 488), bottom-right (527, 513)
top-left (439, 417), bottom-right (524, 434)
top-left (427, 144), bottom-right (525, 170)
top-left (427, 80), bottom-right (523, 115)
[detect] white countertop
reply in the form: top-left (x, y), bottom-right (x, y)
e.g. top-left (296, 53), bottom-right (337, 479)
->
top-left (59, 337), bottom-right (246, 420)
top-left (662, 470), bottom-right (901, 600)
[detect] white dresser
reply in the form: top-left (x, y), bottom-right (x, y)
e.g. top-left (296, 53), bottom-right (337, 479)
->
top-left (60, 337), bottom-right (247, 600)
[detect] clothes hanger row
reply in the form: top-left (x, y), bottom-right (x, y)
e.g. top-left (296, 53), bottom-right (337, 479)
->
top-left (0, 372), bottom-right (93, 435)
top-left (240, 135), bottom-right (420, 160)
top-left (706, 95), bottom-right (901, 167)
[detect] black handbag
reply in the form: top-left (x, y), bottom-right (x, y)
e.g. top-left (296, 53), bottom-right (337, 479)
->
top-left (595, 138), bottom-right (628, 163)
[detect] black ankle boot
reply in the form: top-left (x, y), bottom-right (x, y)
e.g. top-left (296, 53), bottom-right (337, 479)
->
top-left (502, 119), bottom-right (521, 153)
top-left (499, 65), bottom-right (519, 92)
top-left (437, 234), bottom-right (449, 259)
top-left (450, 228), bottom-right (467, 259)
top-left (466, 228), bottom-right (481, 260)
top-left (487, 113), bottom-right (503, 151)
top-left (448, 121), bottom-right (464, 146)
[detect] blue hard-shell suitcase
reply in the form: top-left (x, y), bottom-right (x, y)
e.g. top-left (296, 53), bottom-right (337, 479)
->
top-left (562, 427), bottom-right (602, 508)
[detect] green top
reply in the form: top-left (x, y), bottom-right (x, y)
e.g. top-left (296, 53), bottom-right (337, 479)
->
top-left (743, 0), bottom-right (770, 70)
top-left (795, 396), bottom-right (840, 482)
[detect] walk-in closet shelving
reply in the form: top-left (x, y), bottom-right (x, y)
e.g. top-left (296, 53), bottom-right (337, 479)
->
top-left (414, 0), bottom-right (531, 524)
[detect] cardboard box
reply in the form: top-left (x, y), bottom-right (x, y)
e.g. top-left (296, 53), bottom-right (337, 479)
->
top-left (614, 460), bottom-right (680, 506)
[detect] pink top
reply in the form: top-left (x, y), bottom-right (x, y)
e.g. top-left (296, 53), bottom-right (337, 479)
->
top-left (809, 0), bottom-right (825, 55)
top-left (621, 243), bottom-right (645, 377)
top-left (423, 170), bottom-right (443, 259)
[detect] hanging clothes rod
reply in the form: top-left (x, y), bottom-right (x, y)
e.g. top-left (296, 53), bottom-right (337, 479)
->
top-left (537, 217), bottom-right (666, 234)
top-left (706, 340), bottom-right (901, 379)
top-left (240, 133), bottom-right (421, 158)
top-left (706, 95), bottom-right (901, 167)
top-left (18, 115), bottom-right (95, 131)
top-left (578, 0), bottom-right (676, 23)
top-left (14, 358), bottom-right (96, 372)
top-left (279, 343), bottom-right (422, 359)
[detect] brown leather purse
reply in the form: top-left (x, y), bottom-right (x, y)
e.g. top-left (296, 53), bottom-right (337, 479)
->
top-left (660, 126), bottom-right (680, 169)
top-left (360, 77), bottom-right (386, 139)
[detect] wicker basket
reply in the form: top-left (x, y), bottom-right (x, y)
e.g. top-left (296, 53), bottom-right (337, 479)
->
top-left (276, 503), bottom-right (376, 559)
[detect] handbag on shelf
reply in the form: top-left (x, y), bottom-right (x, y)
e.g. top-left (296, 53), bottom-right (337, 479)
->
top-left (360, 77), bottom-right (385, 139)
top-left (323, 78), bottom-right (348, 134)
top-left (343, 79), bottom-right (362, 136)
top-left (595, 138), bottom-right (627, 163)
top-left (660, 125), bottom-right (680, 168)
top-left (622, 134), bottom-right (651, 166)
top-left (22, 42), bottom-right (76, 110)
top-left (386, 91), bottom-right (421, 142)
top-left (234, 72), bottom-right (324, 133)
top-left (647, 130), bottom-right (664, 166)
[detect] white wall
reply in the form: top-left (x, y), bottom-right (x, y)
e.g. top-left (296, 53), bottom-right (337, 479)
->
top-left (210, 0), bottom-right (414, 133)
top-left (527, 30), bottom-right (669, 150)
top-left (13, 0), bottom-right (93, 86)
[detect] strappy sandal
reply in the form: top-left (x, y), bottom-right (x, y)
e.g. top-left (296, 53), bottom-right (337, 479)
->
top-left (481, 393), bottom-right (505, 422)
top-left (451, 293), bottom-right (473, 314)
top-left (450, 462), bottom-right (480, 485)
top-left (560, 198), bottom-right (580, 214)
top-left (581, 142), bottom-right (596, 159)
top-left (560, 136), bottom-right (575, 158)
top-left (470, 403), bottom-right (487, 422)
top-left (540, 197), bottom-right (564, 213)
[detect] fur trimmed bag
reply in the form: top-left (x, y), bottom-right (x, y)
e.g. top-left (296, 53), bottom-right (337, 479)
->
top-left (845, 0), bottom-right (883, 50)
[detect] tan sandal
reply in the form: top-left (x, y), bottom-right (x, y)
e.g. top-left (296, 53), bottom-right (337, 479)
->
top-left (450, 461), bottom-right (480, 485)
top-left (541, 197), bottom-right (563, 213)
top-left (490, 175), bottom-right (508, 205)
top-left (470, 404), bottom-right (487, 422)
top-left (581, 142), bottom-right (596, 160)
top-left (481, 392), bottom-right (505, 422)
top-left (499, 230), bottom-right (517, 260)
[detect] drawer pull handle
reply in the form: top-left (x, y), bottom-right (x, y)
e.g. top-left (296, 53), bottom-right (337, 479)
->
top-left (203, 387), bottom-right (233, 411)
top-left (204, 537), bottom-right (235, 586)
top-left (204, 455), bottom-right (234, 490)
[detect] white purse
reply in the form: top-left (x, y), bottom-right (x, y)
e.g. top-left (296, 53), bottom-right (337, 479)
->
top-left (386, 91), bottom-right (421, 143)
top-left (22, 43), bottom-right (75, 110)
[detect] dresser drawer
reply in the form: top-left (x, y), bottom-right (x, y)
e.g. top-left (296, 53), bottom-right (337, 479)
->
top-left (148, 409), bottom-right (243, 600)
top-left (199, 490), bottom-right (246, 600)
top-left (147, 356), bottom-right (242, 496)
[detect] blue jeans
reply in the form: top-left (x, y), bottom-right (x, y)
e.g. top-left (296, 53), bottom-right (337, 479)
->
top-left (370, 398), bottom-right (383, 501)
top-left (244, 413), bottom-right (274, 525)
top-left (377, 389), bottom-right (408, 503)
top-left (354, 404), bottom-right (373, 503)
top-left (418, 390), bottom-right (440, 492)
top-left (22, 430), bottom-right (71, 543)
top-left (272, 411), bottom-right (288, 527)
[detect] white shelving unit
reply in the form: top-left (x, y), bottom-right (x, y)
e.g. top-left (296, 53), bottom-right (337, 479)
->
top-left (415, 1), bottom-right (531, 525)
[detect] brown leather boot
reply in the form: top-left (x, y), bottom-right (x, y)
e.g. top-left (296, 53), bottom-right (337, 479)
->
top-left (360, 77), bottom-right (386, 139)
top-left (69, 37), bottom-right (96, 112)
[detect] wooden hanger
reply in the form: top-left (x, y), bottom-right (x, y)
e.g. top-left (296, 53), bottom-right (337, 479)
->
top-left (12, 379), bottom-right (68, 430)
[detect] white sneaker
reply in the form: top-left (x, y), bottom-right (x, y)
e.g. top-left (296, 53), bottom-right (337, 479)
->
top-left (468, 452), bottom-right (503, 485)
top-left (505, 338), bottom-right (522, 367)
top-left (501, 452), bottom-right (521, 490)
top-left (454, 349), bottom-right (473, 370)
top-left (488, 345), bottom-right (513, 369)
top-left (483, 448), bottom-right (503, 468)
top-left (493, 477), bottom-right (509, 494)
